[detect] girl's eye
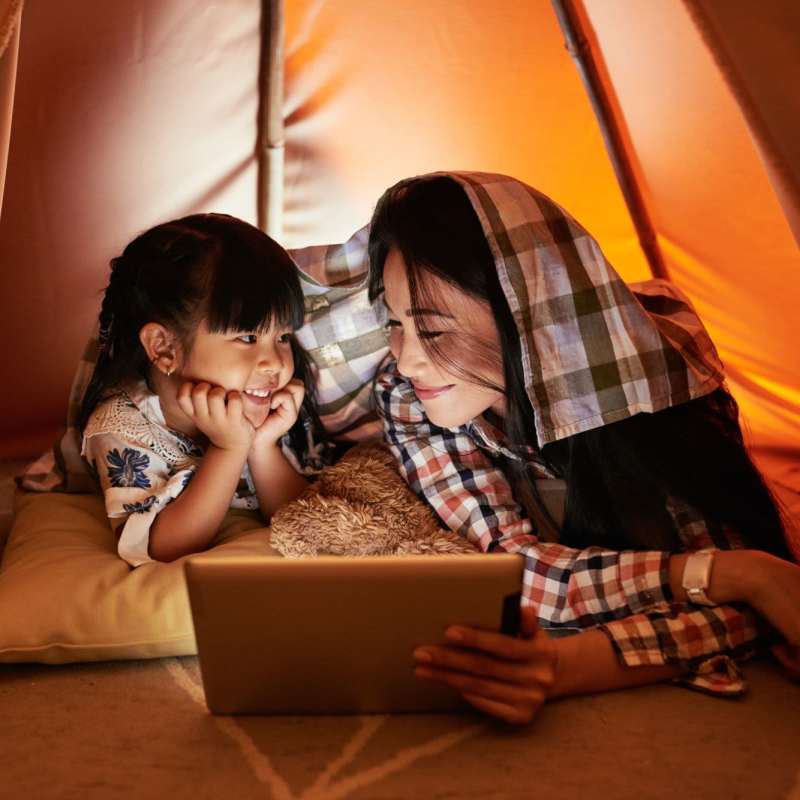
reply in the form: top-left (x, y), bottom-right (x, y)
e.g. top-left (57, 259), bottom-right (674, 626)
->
top-left (236, 334), bottom-right (258, 344)
top-left (278, 332), bottom-right (293, 344)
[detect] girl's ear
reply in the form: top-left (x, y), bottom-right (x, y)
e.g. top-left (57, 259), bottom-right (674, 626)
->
top-left (139, 323), bottom-right (180, 376)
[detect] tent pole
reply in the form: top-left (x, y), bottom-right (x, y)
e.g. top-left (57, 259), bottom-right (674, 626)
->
top-left (551, 0), bottom-right (669, 280)
top-left (257, 0), bottom-right (285, 238)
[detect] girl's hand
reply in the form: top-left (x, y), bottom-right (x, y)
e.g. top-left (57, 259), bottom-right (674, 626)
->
top-left (413, 606), bottom-right (558, 725)
top-left (177, 381), bottom-right (254, 453)
top-left (251, 378), bottom-right (305, 449)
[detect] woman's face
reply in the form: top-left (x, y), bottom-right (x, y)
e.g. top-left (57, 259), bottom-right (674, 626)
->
top-left (383, 248), bottom-right (506, 427)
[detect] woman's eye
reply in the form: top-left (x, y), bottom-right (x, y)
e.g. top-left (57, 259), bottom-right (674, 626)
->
top-left (236, 334), bottom-right (258, 344)
top-left (419, 331), bottom-right (443, 340)
top-left (385, 319), bottom-right (401, 329)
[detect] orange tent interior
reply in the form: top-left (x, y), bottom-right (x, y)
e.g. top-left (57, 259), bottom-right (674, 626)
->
top-left (2, 0), bottom-right (797, 551)
top-left (1, 4), bottom-right (800, 798)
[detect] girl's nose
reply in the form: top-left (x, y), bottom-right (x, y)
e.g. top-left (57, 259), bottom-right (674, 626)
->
top-left (257, 346), bottom-right (282, 372)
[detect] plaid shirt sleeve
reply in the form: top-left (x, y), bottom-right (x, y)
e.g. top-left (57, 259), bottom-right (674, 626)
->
top-left (375, 362), bottom-right (764, 693)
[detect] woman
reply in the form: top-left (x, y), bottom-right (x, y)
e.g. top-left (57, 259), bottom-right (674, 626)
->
top-left (368, 172), bottom-right (800, 723)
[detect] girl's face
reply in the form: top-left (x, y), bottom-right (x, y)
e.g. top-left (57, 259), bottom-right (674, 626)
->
top-left (383, 248), bottom-right (506, 427)
top-left (178, 319), bottom-right (296, 429)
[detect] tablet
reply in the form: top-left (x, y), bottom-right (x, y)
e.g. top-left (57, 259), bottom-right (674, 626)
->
top-left (184, 553), bottom-right (524, 715)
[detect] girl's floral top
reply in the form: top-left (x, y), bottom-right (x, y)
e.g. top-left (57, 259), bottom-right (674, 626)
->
top-left (81, 380), bottom-right (304, 567)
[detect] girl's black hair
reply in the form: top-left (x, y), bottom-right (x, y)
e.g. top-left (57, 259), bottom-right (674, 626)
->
top-left (368, 176), bottom-right (789, 559)
top-left (79, 213), bottom-right (320, 460)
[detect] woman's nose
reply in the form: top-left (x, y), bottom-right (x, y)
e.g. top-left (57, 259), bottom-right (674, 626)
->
top-left (394, 332), bottom-right (427, 378)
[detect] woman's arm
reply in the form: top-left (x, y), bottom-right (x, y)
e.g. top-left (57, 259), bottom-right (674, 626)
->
top-left (376, 364), bottom-right (800, 674)
top-left (684, 549), bottom-right (800, 646)
top-left (413, 607), bottom-right (680, 724)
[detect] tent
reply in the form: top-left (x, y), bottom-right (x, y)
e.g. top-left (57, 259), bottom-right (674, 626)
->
top-left (1, 5), bottom-right (800, 795)
top-left (1, 0), bottom-right (798, 540)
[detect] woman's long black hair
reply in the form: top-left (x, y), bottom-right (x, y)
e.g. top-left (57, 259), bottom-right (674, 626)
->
top-left (368, 176), bottom-right (789, 559)
top-left (79, 213), bottom-right (320, 460)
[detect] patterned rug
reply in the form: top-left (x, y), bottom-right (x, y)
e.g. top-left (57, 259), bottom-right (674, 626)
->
top-left (2, 657), bottom-right (799, 800)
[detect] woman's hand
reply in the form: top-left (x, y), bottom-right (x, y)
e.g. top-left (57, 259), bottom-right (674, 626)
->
top-left (772, 643), bottom-right (800, 682)
top-left (177, 381), bottom-right (254, 453)
top-left (413, 606), bottom-right (558, 725)
top-left (744, 551), bottom-right (800, 647)
top-left (251, 378), bottom-right (305, 449)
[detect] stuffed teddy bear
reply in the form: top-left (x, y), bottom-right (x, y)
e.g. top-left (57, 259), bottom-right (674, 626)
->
top-left (269, 443), bottom-right (478, 557)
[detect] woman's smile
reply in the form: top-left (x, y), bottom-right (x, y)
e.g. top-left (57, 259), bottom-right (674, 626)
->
top-left (411, 381), bottom-right (455, 400)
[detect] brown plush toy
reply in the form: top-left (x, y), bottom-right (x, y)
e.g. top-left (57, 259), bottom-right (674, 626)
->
top-left (269, 443), bottom-right (478, 557)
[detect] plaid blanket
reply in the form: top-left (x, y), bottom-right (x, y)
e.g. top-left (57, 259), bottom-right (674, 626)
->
top-left (449, 171), bottom-right (725, 445)
top-left (20, 228), bottom-right (388, 493)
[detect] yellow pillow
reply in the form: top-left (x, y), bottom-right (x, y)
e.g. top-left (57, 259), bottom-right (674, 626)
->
top-left (0, 490), bottom-right (275, 663)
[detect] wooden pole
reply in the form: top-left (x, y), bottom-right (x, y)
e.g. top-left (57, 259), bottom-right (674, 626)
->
top-left (257, 0), bottom-right (284, 238)
top-left (551, 0), bottom-right (669, 280)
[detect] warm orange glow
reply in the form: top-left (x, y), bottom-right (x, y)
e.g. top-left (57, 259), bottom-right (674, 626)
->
top-left (583, 0), bottom-right (800, 456)
top-left (283, 0), bottom-right (650, 281)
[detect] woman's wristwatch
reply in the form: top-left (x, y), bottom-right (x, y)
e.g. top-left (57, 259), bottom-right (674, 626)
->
top-left (682, 549), bottom-right (717, 606)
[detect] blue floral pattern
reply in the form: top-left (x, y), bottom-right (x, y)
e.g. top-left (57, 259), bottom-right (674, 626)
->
top-left (173, 431), bottom-right (203, 458)
top-left (123, 495), bottom-right (158, 514)
top-left (106, 448), bottom-right (151, 489)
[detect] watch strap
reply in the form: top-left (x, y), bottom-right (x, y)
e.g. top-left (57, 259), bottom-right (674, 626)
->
top-left (682, 549), bottom-right (716, 606)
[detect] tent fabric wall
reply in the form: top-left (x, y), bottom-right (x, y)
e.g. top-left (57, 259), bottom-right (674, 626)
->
top-left (685, 0), bottom-right (800, 246)
top-left (281, 0), bottom-right (650, 282)
top-left (0, 0), bottom-right (23, 215)
top-left (0, 0), bottom-right (262, 458)
top-left (580, 0), bottom-right (800, 454)
top-left (0, 1), bottom-right (797, 503)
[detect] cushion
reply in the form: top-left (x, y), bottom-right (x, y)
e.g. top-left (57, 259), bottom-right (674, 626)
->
top-left (0, 490), bottom-right (275, 664)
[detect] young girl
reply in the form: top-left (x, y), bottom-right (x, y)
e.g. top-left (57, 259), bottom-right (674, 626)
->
top-left (79, 213), bottom-right (324, 566)
top-left (368, 172), bottom-right (800, 723)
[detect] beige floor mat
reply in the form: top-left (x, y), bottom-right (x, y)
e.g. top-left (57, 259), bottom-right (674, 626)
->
top-left (2, 657), bottom-right (799, 800)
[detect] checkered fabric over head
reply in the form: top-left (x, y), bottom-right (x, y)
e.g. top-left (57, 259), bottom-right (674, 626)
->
top-left (448, 171), bottom-right (725, 446)
top-left (20, 227), bottom-right (388, 493)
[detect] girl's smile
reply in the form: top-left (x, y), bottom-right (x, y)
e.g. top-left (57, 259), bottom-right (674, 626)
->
top-left (156, 319), bottom-right (296, 435)
top-left (411, 382), bottom-right (456, 400)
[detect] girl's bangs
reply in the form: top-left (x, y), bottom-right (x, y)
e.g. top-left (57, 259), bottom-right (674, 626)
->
top-left (203, 237), bottom-right (305, 334)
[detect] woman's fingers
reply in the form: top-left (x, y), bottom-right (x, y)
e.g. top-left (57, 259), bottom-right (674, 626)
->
top-left (443, 622), bottom-right (548, 662)
top-left (412, 607), bottom-right (557, 724)
top-left (415, 665), bottom-right (546, 724)
top-left (414, 644), bottom-right (541, 684)
top-left (460, 692), bottom-right (543, 726)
